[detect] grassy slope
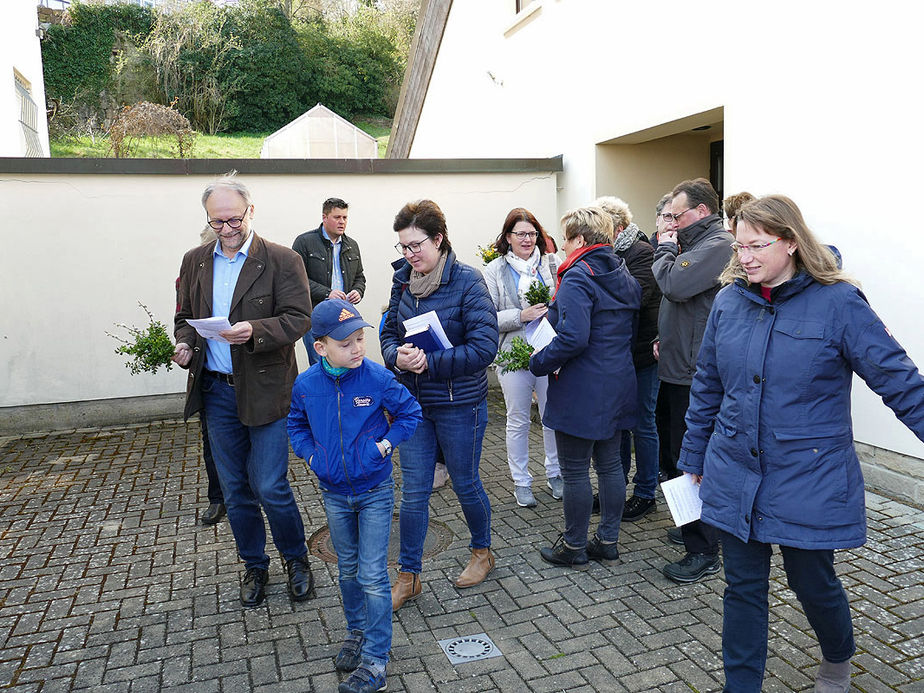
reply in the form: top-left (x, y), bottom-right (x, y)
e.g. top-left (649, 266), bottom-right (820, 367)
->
top-left (50, 116), bottom-right (392, 158)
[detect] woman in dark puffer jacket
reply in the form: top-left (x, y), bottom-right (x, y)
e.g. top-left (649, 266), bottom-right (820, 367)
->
top-left (530, 206), bottom-right (641, 567)
top-left (380, 200), bottom-right (499, 610)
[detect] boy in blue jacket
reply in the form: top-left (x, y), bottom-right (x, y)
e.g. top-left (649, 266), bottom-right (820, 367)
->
top-left (288, 299), bottom-right (421, 693)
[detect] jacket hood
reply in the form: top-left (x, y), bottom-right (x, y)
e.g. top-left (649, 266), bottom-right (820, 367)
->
top-left (561, 245), bottom-right (640, 312)
top-left (678, 213), bottom-right (725, 248)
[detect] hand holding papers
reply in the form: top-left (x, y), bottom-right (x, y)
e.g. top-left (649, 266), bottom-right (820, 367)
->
top-left (187, 316), bottom-right (233, 344)
top-left (523, 316), bottom-right (557, 353)
top-left (660, 473), bottom-right (703, 527)
top-left (403, 311), bottom-right (453, 352)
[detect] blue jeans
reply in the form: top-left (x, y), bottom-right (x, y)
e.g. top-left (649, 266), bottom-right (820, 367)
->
top-left (556, 430), bottom-right (625, 548)
top-left (322, 478), bottom-right (394, 667)
top-left (620, 363), bottom-right (660, 499)
top-left (201, 373), bottom-right (307, 570)
top-left (719, 530), bottom-right (855, 692)
top-left (398, 399), bottom-right (491, 574)
top-left (301, 334), bottom-right (320, 366)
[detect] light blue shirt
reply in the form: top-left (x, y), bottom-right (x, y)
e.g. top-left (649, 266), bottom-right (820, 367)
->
top-left (205, 231), bottom-right (255, 374)
top-left (323, 228), bottom-right (344, 293)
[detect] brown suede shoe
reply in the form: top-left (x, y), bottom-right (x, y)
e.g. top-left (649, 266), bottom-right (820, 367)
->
top-left (454, 548), bottom-right (495, 588)
top-left (391, 571), bottom-right (421, 611)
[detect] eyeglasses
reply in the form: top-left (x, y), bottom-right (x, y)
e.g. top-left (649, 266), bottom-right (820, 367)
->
top-left (207, 211), bottom-right (248, 230)
top-left (395, 237), bottom-right (433, 255)
top-left (666, 208), bottom-right (694, 223)
top-left (659, 212), bottom-right (674, 222)
top-left (730, 238), bottom-right (783, 254)
top-left (508, 231), bottom-right (538, 240)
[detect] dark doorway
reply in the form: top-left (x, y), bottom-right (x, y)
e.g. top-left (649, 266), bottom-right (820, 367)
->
top-left (710, 140), bottom-right (724, 203)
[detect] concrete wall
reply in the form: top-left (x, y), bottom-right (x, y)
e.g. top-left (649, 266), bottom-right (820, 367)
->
top-left (1, 0), bottom-right (51, 157)
top-left (407, 0), bottom-right (924, 470)
top-left (0, 159), bottom-right (560, 430)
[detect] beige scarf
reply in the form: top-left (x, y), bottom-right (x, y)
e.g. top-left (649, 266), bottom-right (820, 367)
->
top-left (408, 251), bottom-right (448, 298)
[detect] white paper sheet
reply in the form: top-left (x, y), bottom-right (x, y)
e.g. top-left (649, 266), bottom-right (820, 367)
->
top-left (660, 474), bottom-right (703, 527)
top-left (523, 316), bottom-right (557, 353)
top-left (186, 316), bottom-right (233, 344)
top-left (402, 310), bottom-right (453, 348)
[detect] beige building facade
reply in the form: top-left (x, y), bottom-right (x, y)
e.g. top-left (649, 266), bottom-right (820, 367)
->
top-left (390, 0), bottom-right (924, 496)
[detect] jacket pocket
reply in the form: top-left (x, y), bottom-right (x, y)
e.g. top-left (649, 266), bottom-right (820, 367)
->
top-left (765, 428), bottom-right (853, 529)
top-left (700, 419), bottom-right (744, 513)
top-left (248, 294), bottom-right (274, 319)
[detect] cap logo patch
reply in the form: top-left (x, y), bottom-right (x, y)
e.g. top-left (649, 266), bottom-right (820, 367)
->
top-left (338, 308), bottom-right (356, 322)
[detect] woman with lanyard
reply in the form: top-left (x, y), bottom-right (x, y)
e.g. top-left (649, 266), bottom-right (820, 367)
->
top-left (484, 208), bottom-right (563, 508)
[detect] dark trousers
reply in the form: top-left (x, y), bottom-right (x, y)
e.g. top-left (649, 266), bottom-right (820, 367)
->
top-left (200, 412), bottom-right (224, 505)
top-left (655, 382), bottom-right (719, 556)
top-left (555, 430), bottom-right (625, 548)
top-left (719, 530), bottom-right (855, 692)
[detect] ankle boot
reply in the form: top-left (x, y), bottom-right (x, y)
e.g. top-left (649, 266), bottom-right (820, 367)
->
top-left (391, 571), bottom-right (421, 611)
top-left (815, 658), bottom-right (851, 693)
top-left (455, 548), bottom-right (495, 588)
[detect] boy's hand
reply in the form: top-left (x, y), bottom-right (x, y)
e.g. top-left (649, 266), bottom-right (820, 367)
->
top-left (375, 442), bottom-right (387, 457)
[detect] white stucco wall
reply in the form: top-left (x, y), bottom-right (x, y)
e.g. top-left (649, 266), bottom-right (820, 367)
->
top-left (0, 0), bottom-right (50, 157)
top-left (409, 0), bottom-right (924, 459)
top-left (0, 168), bottom-right (557, 409)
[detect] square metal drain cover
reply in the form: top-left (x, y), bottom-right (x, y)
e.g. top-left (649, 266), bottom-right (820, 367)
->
top-left (437, 633), bottom-right (502, 664)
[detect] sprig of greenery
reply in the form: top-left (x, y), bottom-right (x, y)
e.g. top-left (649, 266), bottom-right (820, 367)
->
top-left (523, 280), bottom-right (551, 306)
top-left (495, 336), bottom-right (534, 374)
top-left (477, 244), bottom-right (500, 265)
top-left (107, 303), bottom-right (175, 376)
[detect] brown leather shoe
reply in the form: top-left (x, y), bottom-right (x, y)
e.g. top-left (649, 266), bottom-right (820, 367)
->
top-left (454, 548), bottom-right (495, 588)
top-left (391, 571), bottom-right (421, 611)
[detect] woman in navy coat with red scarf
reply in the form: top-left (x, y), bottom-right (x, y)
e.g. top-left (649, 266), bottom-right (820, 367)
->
top-left (678, 195), bottom-right (924, 692)
top-left (530, 206), bottom-right (641, 567)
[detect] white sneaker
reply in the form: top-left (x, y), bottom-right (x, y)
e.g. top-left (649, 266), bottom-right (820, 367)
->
top-left (432, 463), bottom-right (449, 489)
top-left (513, 486), bottom-right (537, 508)
top-left (547, 476), bottom-right (564, 500)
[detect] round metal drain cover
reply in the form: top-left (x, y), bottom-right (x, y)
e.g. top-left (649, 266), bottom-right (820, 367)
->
top-left (308, 513), bottom-right (455, 566)
top-left (446, 637), bottom-right (492, 660)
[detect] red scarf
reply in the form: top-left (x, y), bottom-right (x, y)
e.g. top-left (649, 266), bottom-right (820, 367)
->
top-left (555, 243), bottom-right (611, 292)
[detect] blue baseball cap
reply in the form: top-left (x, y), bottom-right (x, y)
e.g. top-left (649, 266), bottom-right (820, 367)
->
top-left (311, 298), bottom-right (373, 341)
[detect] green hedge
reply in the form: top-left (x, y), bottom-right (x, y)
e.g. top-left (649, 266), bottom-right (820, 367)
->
top-left (42, 3), bottom-right (154, 108)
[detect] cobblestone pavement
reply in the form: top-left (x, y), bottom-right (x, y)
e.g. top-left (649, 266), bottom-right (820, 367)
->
top-left (0, 390), bottom-right (922, 692)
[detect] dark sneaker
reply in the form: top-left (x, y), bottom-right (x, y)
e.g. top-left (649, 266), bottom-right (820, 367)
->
top-left (540, 534), bottom-right (588, 567)
top-left (335, 629), bottom-right (364, 672)
top-left (338, 662), bottom-right (386, 693)
top-left (666, 526), bottom-right (684, 545)
top-left (662, 552), bottom-right (721, 584)
top-left (586, 535), bottom-right (619, 562)
top-left (622, 495), bottom-right (655, 522)
top-left (200, 502), bottom-right (226, 525)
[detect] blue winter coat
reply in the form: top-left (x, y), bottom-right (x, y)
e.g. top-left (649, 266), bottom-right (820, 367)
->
top-left (678, 273), bottom-right (924, 549)
top-left (529, 245), bottom-right (642, 440)
top-left (380, 251), bottom-right (499, 407)
top-left (287, 359), bottom-right (422, 496)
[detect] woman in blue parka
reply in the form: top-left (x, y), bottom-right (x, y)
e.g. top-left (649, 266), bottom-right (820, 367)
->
top-left (380, 199), bottom-right (499, 611)
top-left (678, 195), bottom-right (924, 692)
top-left (529, 206), bottom-right (641, 567)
